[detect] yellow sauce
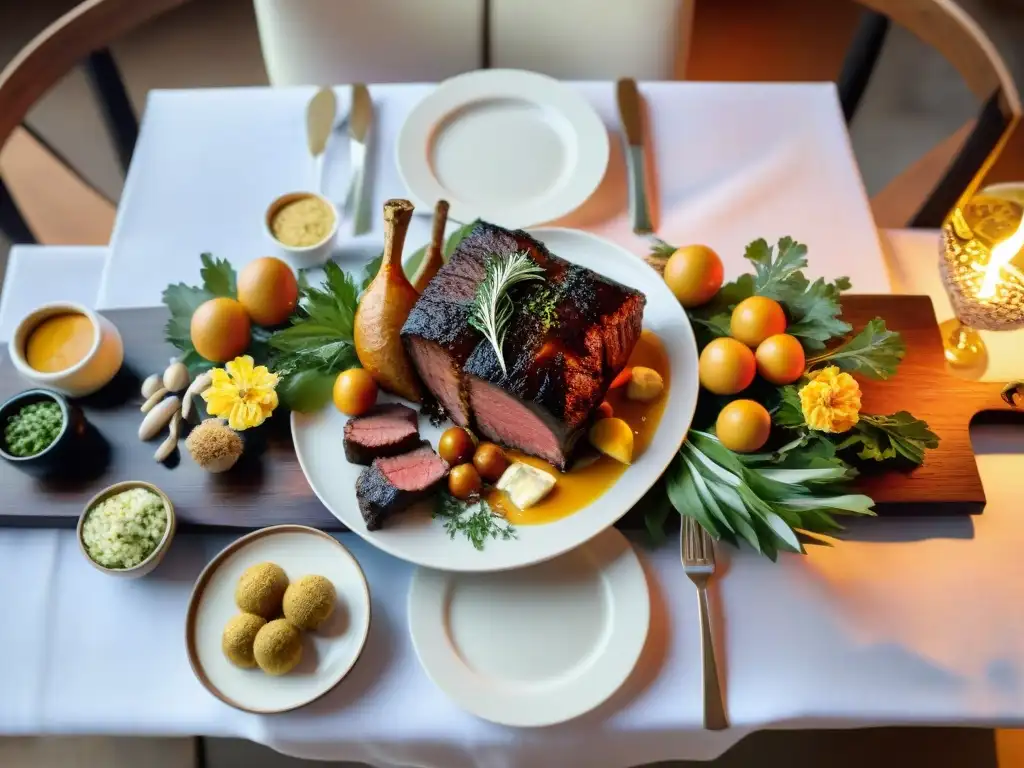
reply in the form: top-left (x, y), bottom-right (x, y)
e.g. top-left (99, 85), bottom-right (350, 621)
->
top-left (492, 329), bottom-right (671, 526)
top-left (270, 195), bottom-right (335, 247)
top-left (24, 312), bottom-right (95, 373)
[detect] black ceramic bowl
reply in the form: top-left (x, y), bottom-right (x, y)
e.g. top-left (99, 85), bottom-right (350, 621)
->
top-left (0, 388), bottom-right (87, 476)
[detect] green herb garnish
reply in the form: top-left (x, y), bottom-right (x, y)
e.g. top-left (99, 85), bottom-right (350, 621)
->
top-left (268, 262), bottom-right (361, 412)
top-left (662, 431), bottom-right (872, 560)
top-left (806, 317), bottom-right (906, 380)
top-left (468, 250), bottom-right (545, 375)
top-left (523, 283), bottom-right (560, 333)
top-left (433, 493), bottom-right (517, 550)
top-left (837, 412), bottom-right (940, 464)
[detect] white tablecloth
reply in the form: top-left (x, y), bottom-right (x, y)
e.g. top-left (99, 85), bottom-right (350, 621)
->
top-left (98, 82), bottom-right (891, 309)
top-left (4, 83), bottom-right (1023, 767)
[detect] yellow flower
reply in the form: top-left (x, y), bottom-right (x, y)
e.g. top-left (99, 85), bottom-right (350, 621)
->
top-left (201, 355), bottom-right (279, 431)
top-left (799, 366), bottom-right (861, 433)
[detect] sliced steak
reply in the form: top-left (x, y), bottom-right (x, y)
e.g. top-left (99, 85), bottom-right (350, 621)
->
top-left (343, 403), bottom-right (421, 465)
top-left (401, 222), bottom-right (524, 426)
top-left (464, 236), bottom-right (645, 470)
top-left (355, 442), bottom-right (449, 530)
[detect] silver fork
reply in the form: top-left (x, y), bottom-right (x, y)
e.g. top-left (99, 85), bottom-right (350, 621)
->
top-left (682, 516), bottom-right (728, 730)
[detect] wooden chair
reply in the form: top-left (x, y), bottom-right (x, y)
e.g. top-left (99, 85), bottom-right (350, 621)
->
top-left (0, 0), bottom-right (190, 245)
top-left (835, 0), bottom-right (1021, 228)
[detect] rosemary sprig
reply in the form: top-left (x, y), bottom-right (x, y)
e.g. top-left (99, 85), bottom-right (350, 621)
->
top-left (433, 493), bottom-right (517, 551)
top-left (468, 250), bottom-right (544, 374)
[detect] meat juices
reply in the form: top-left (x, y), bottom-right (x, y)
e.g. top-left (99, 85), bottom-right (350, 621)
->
top-left (355, 443), bottom-right (450, 530)
top-left (402, 222), bottom-right (646, 470)
top-left (343, 403), bottom-right (421, 465)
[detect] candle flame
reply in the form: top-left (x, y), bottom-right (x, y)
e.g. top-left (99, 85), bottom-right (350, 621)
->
top-left (978, 216), bottom-right (1024, 299)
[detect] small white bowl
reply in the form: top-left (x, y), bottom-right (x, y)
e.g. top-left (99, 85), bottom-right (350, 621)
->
top-left (264, 191), bottom-right (340, 269)
top-left (9, 302), bottom-right (124, 398)
top-left (78, 481), bottom-right (176, 579)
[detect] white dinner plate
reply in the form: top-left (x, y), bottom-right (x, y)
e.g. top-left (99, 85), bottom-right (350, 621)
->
top-left (292, 228), bottom-right (698, 572)
top-left (396, 69), bottom-right (609, 229)
top-left (185, 526), bottom-right (370, 714)
top-left (292, 228), bottom-right (698, 571)
top-left (408, 527), bottom-right (649, 726)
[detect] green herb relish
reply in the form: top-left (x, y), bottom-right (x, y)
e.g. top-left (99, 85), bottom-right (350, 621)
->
top-left (4, 400), bottom-right (63, 457)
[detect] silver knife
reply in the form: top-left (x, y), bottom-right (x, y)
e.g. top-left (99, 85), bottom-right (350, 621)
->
top-left (346, 83), bottom-right (373, 236)
top-left (616, 78), bottom-right (653, 235)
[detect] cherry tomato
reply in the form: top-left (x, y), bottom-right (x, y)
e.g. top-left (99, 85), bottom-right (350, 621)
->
top-left (716, 400), bottom-right (771, 453)
top-left (755, 333), bottom-right (806, 385)
top-left (449, 463), bottom-right (482, 500)
top-left (472, 442), bottom-right (509, 482)
top-left (663, 245), bottom-right (724, 307)
top-left (698, 338), bottom-right (756, 395)
top-left (332, 368), bottom-right (377, 416)
top-left (730, 296), bottom-right (787, 347)
top-left (439, 427), bottom-right (474, 466)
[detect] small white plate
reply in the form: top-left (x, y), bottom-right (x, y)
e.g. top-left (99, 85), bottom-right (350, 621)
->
top-left (185, 525), bottom-right (370, 714)
top-left (396, 69), bottom-right (609, 229)
top-left (291, 227), bottom-right (698, 572)
top-left (408, 528), bottom-right (649, 727)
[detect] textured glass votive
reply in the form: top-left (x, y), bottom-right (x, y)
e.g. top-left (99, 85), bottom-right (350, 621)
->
top-left (938, 195), bottom-right (1024, 332)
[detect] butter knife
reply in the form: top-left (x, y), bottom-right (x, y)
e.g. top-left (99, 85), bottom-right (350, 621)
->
top-left (346, 83), bottom-right (373, 236)
top-left (616, 78), bottom-right (653, 235)
top-left (306, 87), bottom-right (337, 195)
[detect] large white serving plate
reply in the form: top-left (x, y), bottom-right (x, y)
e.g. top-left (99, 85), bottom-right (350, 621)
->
top-left (396, 69), bottom-right (609, 229)
top-left (408, 528), bottom-right (649, 726)
top-left (292, 228), bottom-right (698, 572)
top-left (185, 525), bottom-right (370, 714)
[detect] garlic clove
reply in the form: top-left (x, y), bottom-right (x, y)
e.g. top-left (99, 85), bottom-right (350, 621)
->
top-left (141, 373), bottom-right (163, 399)
top-left (139, 395), bottom-right (181, 441)
top-left (163, 361), bottom-right (190, 393)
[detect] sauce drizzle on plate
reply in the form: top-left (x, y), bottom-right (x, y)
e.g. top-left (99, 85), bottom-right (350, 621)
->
top-left (494, 329), bottom-right (670, 526)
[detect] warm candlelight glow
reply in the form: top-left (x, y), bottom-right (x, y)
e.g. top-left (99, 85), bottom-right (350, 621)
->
top-left (978, 216), bottom-right (1024, 299)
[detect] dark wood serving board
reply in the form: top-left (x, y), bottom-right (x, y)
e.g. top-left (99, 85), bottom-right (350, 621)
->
top-left (0, 296), bottom-right (1016, 531)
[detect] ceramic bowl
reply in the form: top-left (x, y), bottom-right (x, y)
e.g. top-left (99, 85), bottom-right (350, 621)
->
top-left (0, 388), bottom-right (87, 476)
top-left (9, 302), bottom-right (124, 397)
top-left (78, 481), bottom-right (176, 579)
top-left (264, 191), bottom-right (340, 269)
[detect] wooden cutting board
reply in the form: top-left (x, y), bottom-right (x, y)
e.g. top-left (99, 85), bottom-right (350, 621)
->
top-left (0, 297), bottom-right (1015, 530)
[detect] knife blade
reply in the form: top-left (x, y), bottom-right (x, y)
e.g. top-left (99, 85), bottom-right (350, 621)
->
top-left (347, 83), bottom-right (373, 236)
top-left (616, 78), bottom-right (653, 235)
top-left (306, 87), bottom-right (337, 195)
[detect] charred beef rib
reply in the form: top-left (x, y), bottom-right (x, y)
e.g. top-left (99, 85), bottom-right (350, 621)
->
top-left (402, 222), bottom-right (646, 469)
top-left (355, 442), bottom-right (449, 530)
top-left (343, 403), bottom-right (421, 465)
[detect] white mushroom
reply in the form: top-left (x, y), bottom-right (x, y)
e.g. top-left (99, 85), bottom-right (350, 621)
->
top-left (163, 361), bottom-right (190, 393)
top-left (182, 371), bottom-right (213, 422)
top-left (140, 387), bottom-right (169, 413)
top-left (139, 395), bottom-right (181, 441)
top-left (154, 411), bottom-right (183, 462)
top-left (141, 374), bottom-right (163, 399)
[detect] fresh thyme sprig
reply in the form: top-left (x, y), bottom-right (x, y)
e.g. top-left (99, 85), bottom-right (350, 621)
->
top-left (468, 250), bottom-right (544, 375)
top-left (433, 493), bottom-right (517, 551)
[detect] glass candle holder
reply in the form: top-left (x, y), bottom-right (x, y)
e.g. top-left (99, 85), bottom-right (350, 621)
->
top-left (938, 189), bottom-right (1024, 371)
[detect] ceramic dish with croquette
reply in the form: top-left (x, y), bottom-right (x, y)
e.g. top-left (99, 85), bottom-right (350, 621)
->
top-left (184, 525), bottom-right (370, 714)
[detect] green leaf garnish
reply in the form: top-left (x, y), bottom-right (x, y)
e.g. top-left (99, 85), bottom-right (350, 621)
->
top-left (468, 250), bottom-right (545, 375)
top-left (807, 317), bottom-right (906, 379)
top-left (198, 253), bottom-right (236, 297)
top-left (665, 431), bottom-right (874, 559)
top-left (837, 412), bottom-right (939, 465)
top-left (269, 261), bottom-right (361, 412)
top-left (433, 493), bottom-right (517, 550)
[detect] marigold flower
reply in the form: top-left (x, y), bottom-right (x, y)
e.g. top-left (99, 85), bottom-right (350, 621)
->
top-left (201, 355), bottom-right (279, 431)
top-left (799, 366), bottom-right (861, 433)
